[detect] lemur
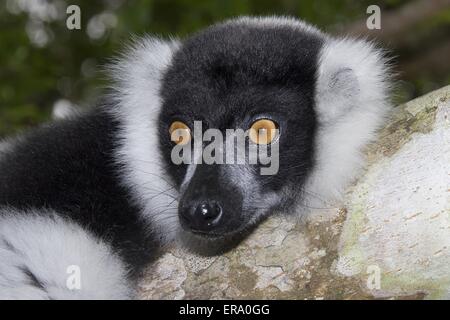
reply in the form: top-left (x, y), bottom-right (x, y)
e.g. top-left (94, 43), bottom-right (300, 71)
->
top-left (0, 16), bottom-right (390, 299)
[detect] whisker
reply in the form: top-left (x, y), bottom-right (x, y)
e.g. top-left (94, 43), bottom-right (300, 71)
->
top-left (148, 186), bottom-right (178, 201)
top-left (152, 214), bottom-right (179, 225)
top-left (129, 168), bottom-right (176, 188)
top-left (130, 158), bottom-right (172, 168)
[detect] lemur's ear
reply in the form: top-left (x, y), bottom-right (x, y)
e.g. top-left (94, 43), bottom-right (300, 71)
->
top-left (315, 66), bottom-right (359, 124)
top-left (315, 38), bottom-right (390, 124)
top-left (306, 38), bottom-right (391, 208)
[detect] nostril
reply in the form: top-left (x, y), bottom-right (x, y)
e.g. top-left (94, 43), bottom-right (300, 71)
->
top-left (213, 202), bottom-right (222, 217)
top-left (194, 201), bottom-right (223, 227)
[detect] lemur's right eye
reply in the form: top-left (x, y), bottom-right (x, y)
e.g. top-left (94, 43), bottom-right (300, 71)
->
top-left (169, 121), bottom-right (191, 145)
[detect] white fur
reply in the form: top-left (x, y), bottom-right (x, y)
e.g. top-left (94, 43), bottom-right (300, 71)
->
top-left (0, 209), bottom-right (133, 299)
top-left (0, 140), bottom-right (11, 156)
top-left (304, 38), bottom-right (391, 210)
top-left (52, 99), bottom-right (80, 120)
top-left (108, 37), bottom-right (181, 242)
top-left (227, 15), bottom-right (324, 37)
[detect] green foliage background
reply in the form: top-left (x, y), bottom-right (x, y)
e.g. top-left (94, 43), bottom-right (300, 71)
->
top-left (0, 0), bottom-right (449, 137)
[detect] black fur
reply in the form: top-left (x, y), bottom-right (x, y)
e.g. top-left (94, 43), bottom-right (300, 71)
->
top-left (0, 105), bottom-right (158, 278)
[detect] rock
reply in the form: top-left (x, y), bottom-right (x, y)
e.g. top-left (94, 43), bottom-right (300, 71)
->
top-left (336, 85), bottom-right (450, 299)
top-left (138, 86), bottom-right (450, 300)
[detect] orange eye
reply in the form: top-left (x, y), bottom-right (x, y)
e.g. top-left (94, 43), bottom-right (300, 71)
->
top-left (169, 121), bottom-right (191, 145)
top-left (249, 119), bottom-right (278, 145)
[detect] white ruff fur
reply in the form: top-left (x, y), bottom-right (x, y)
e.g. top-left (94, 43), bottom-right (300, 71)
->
top-left (0, 210), bottom-right (133, 299)
top-left (108, 37), bottom-right (181, 243)
top-left (305, 37), bottom-right (391, 213)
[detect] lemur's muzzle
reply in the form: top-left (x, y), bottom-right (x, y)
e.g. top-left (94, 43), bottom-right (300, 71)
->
top-left (178, 164), bottom-right (243, 237)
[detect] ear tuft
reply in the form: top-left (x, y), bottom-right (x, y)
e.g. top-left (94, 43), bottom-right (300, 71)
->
top-left (316, 66), bottom-right (359, 123)
top-left (315, 38), bottom-right (391, 125)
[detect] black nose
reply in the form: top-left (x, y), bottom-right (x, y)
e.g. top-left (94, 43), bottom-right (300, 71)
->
top-left (180, 200), bottom-right (223, 232)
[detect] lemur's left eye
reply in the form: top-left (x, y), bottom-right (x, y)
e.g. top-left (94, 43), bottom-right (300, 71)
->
top-left (169, 121), bottom-right (191, 145)
top-left (249, 119), bottom-right (278, 145)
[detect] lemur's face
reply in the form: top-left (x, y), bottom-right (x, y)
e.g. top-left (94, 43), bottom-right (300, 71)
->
top-left (157, 23), bottom-right (322, 239)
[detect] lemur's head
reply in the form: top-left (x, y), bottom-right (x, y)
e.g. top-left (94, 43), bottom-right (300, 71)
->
top-left (111, 17), bottom-right (390, 246)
